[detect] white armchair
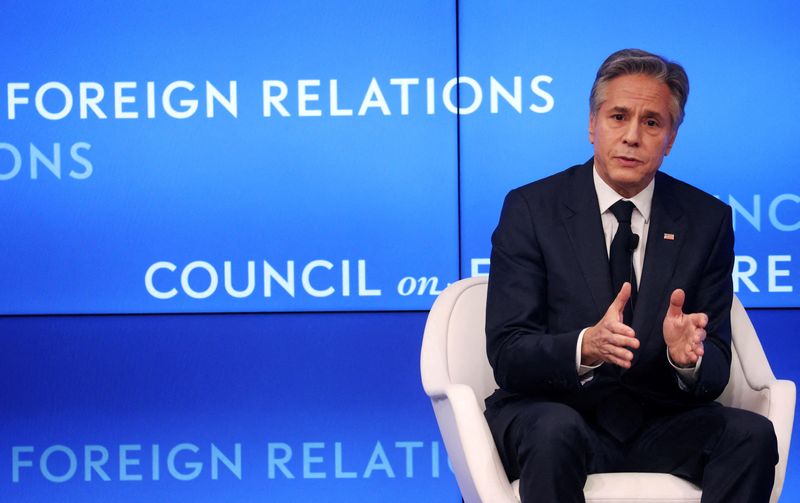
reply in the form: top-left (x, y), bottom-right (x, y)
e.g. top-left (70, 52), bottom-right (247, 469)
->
top-left (420, 276), bottom-right (795, 503)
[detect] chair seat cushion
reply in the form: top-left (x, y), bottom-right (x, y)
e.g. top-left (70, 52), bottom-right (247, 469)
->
top-left (511, 472), bottom-right (702, 502)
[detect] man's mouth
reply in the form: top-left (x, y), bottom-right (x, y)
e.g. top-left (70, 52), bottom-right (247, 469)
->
top-left (615, 156), bottom-right (642, 167)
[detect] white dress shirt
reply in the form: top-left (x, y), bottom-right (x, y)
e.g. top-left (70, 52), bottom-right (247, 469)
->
top-left (575, 166), bottom-right (699, 386)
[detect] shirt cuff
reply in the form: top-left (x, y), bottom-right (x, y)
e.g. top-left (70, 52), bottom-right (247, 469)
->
top-left (666, 348), bottom-right (702, 389)
top-left (576, 327), bottom-right (602, 384)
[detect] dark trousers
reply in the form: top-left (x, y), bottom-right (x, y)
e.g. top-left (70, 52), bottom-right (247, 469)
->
top-left (485, 398), bottom-right (778, 503)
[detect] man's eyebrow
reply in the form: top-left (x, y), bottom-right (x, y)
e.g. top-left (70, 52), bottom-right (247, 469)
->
top-left (642, 109), bottom-right (666, 119)
top-left (610, 105), bottom-right (666, 121)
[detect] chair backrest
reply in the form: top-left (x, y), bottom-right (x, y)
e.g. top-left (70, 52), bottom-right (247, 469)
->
top-left (423, 276), bottom-right (775, 415)
top-left (444, 278), bottom-right (496, 407)
top-left (717, 295), bottom-right (774, 416)
top-left (421, 276), bottom-right (497, 409)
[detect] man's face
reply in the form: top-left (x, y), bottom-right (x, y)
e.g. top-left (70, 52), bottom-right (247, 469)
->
top-left (589, 73), bottom-right (679, 198)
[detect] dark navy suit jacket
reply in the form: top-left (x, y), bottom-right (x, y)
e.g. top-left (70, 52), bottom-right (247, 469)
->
top-left (485, 159), bottom-right (734, 417)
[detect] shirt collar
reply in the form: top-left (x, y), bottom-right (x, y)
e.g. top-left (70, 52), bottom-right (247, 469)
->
top-left (592, 164), bottom-right (654, 223)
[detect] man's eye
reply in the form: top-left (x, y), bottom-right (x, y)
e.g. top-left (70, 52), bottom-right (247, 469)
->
top-left (612, 114), bottom-right (625, 121)
top-left (645, 119), bottom-right (659, 127)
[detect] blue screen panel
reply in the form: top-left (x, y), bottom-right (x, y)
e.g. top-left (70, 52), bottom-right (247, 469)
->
top-left (0, 0), bottom-right (459, 314)
top-left (458, 1), bottom-right (800, 307)
top-left (0, 312), bottom-right (460, 502)
top-left (0, 309), bottom-right (797, 501)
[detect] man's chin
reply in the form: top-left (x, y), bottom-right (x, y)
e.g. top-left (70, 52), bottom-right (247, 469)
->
top-left (608, 175), bottom-right (649, 197)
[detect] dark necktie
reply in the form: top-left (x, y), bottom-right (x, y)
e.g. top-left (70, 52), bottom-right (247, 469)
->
top-left (609, 200), bottom-right (638, 326)
top-left (597, 200), bottom-right (643, 443)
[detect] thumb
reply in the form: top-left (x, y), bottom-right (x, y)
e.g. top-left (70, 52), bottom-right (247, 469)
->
top-left (609, 282), bottom-right (631, 315)
top-left (667, 288), bottom-right (685, 318)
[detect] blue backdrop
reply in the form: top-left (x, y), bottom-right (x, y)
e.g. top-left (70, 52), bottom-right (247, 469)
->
top-left (0, 310), bottom-right (797, 501)
top-left (1, 0), bottom-right (459, 313)
top-left (2, 1), bottom-right (798, 313)
top-left (1, 1), bottom-right (797, 501)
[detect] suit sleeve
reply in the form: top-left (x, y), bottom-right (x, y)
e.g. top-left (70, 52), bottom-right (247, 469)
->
top-left (682, 206), bottom-right (734, 401)
top-left (486, 189), bottom-right (583, 395)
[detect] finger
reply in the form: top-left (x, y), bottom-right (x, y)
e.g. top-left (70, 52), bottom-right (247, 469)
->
top-left (611, 356), bottom-right (632, 369)
top-left (695, 328), bottom-right (707, 343)
top-left (601, 343), bottom-right (634, 361)
top-left (609, 331), bottom-right (640, 349)
top-left (667, 288), bottom-right (685, 318)
top-left (609, 282), bottom-right (631, 315)
top-left (605, 320), bottom-right (635, 339)
top-left (689, 312), bottom-right (709, 328)
top-left (685, 336), bottom-right (705, 357)
top-left (679, 344), bottom-right (698, 364)
top-left (602, 348), bottom-right (634, 368)
top-left (693, 340), bottom-right (705, 357)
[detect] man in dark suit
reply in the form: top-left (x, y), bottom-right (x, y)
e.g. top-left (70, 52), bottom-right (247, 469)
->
top-left (485, 49), bottom-right (778, 503)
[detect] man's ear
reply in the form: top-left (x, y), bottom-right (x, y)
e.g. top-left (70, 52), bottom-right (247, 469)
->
top-left (664, 128), bottom-right (678, 156)
top-left (589, 112), bottom-right (596, 144)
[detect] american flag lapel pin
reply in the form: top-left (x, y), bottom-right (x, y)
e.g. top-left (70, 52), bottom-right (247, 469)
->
top-left (663, 233), bottom-right (675, 241)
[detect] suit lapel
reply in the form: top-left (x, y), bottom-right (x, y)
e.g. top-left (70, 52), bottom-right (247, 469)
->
top-left (630, 173), bottom-right (687, 368)
top-left (560, 160), bottom-right (613, 317)
top-left (557, 164), bottom-right (688, 369)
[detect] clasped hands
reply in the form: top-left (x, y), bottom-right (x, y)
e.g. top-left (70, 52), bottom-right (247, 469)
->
top-left (581, 282), bottom-right (707, 369)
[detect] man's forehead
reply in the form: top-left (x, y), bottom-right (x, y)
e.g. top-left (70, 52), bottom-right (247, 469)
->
top-left (600, 75), bottom-right (673, 112)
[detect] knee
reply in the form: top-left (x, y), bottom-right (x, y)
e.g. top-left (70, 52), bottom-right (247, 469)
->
top-left (516, 403), bottom-right (587, 456)
top-left (722, 409), bottom-right (778, 464)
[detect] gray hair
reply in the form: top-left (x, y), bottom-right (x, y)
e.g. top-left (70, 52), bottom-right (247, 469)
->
top-left (589, 48), bottom-right (689, 129)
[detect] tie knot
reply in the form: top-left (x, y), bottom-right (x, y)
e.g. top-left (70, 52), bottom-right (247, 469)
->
top-left (610, 200), bottom-right (635, 223)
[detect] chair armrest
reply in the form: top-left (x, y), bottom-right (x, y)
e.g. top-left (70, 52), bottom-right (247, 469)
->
top-left (764, 379), bottom-right (796, 503)
top-left (429, 383), bottom-right (518, 503)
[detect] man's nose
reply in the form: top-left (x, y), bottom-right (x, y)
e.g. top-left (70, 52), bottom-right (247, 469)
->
top-left (622, 121), bottom-right (641, 146)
